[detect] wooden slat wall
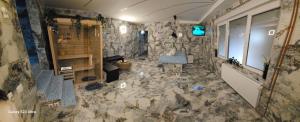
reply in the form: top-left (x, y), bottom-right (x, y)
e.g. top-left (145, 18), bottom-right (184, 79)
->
top-left (99, 25), bottom-right (103, 81)
top-left (47, 18), bottom-right (103, 82)
top-left (89, 24), bottom-right (103, 81)
top-left (47, 27), bottom-right (59, 75)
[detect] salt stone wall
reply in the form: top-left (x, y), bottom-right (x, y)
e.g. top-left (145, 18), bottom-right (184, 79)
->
top-left (145, 22), bottom-right (205, 63)
top-left (49, 8), bottom-right (142, 58)
top-left (0, 0), bottom-right (37, 121)
top-left (203, 0), bottom-right (300, 121)
top-left (103, 18), bottom-right (141, 58)
top-left (258, 1), bottom-right (300, 121)
top-left (26, 0), bottom-right (49, 69)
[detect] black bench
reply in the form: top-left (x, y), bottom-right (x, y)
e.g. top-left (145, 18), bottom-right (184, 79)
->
top-left (103, 63), bottom-right (119, 83)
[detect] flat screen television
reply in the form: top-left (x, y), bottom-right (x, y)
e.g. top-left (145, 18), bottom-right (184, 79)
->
top-left (192, 25), bottom-right (205, 36)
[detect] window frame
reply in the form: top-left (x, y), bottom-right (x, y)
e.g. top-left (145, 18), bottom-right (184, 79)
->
top-left (245, 8), bottom-right (280, 71)
top-left (227, 15), bottom-right (249, 64)
top-left (217, 22), bottom-right (228, 59)
top-left (216, 1), bottom-right (280, 75)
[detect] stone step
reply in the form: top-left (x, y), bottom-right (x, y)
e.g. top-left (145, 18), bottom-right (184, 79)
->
top-left (31, 64), bottom-right (42, 80)
top-left (45, 75), bottom-right (64, 102)
top-left (36, 70), bottom-right (53, 95)
top-left (62, 80), bottom-right (76, 107)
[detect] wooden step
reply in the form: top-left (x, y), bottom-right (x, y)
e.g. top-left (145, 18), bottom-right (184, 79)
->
top-left (60, 69), bottom-right (73, 72)
top-left (58, 45), bottom-right (89, 49)
top-left (64, 76), bottom-right (74, 80)
top-left (58, 42), bottom-right (89, 45)
top-left (58, 54), bottom-right (91, 60)
top-left (73, 64), bottom-right (95, 72)
top-left (59, 70), bottom-right (75, 80)
top-left (62, 72), bottom-right (73, 76)
top-left (59, 70), bottom-right (73, 74)
top-left (58, 49), bottom-right (90, 53)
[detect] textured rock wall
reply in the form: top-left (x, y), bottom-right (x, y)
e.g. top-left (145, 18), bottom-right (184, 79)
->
top-left (0, 0), bottom-right (37, 121)
top-left (0, 0), bottom-right (27, 66)
top-left (49, 8), bottom-right (142, 58)
top-left (103, 18), bottom-right (141, 58)
top-left (25, 0), bottom-right (49, 69)
top-left (203, 0), bottom-right (300, 121)
top-left (145, 22), bottom-right (205, 63)
top-left (257, 0), bottom-right (300, 121)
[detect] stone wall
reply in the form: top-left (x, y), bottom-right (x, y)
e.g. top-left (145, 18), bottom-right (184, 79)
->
top-left (48, 8), bottom-right (142, 58)
top-left (257, 0), bottom-right (300, 121)
top-left (203, 0), bottom-right (300, 121)
top-left (25, 0), bottom-right (49, 69)
top-left (0, 0), bottom-right (38, 121)
top-left (103, 18), bottom-right (141, 58)
top-left (145, 22), bottom-right (205, 63)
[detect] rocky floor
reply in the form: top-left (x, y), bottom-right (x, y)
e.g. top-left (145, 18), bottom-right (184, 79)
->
top-left (72, 59), bottom-right (263, 122)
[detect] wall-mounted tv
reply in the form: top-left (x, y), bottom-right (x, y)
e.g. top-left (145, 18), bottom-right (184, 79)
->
top-left (192, 25), bottom-right (205, 36)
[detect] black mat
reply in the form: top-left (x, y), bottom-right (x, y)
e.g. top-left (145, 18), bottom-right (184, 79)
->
top-left (85, 82), bottom-right (103, 91)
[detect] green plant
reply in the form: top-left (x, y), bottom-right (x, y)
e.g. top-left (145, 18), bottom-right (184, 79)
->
top-left (227, 57), bottom-right (242, 67)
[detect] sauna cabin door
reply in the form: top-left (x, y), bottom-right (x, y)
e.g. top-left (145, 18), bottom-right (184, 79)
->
top-left (47, 18), bottom-right (103, 83)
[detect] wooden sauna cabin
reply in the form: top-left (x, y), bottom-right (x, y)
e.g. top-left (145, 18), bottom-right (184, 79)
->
top-left (47, 18), bottom-right (104, 83)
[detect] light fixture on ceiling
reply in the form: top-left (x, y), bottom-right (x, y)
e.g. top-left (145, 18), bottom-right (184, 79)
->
top-left (120, 8), bottom-right (128, 12)
top-left (141, 30), bottom-right (145, 34)
top-left (120, 25), bottom-right (127, 34)
top-left (120, 15), bottom-right (136, 22)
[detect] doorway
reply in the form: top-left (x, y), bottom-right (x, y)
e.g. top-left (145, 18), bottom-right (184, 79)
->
top-left (138, 31), bottom-right (148, 57)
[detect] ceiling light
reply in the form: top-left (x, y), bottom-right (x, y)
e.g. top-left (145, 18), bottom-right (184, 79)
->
top-left (120, 15), bottom-right (136, 22)
top-left (121, 8), bottom-right (128, 12)
top-left (141, 30), bottom-right (145, 34)
top-left (120, 25), bottom-right (127, 34)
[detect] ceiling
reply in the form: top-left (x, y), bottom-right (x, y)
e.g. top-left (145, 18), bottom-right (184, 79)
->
top-left (42, 0), bottom-right (219, 23)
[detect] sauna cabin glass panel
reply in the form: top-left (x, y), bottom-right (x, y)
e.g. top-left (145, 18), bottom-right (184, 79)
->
top-left (228, 16), bottom-right (247, 63)
top-left (247, 9), bottom-right (280, 70)
top-left (218, 24), bottom-right (226, 57)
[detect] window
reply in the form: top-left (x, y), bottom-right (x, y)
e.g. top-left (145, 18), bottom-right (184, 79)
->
top-left (246, 9), bottom-right (280, 70)
top-left (218, 25), bottom-right (226, 57)
top-left (216, 1), bottom-right (280, 73)
top-left (228, 16), bottom-right (247, 63)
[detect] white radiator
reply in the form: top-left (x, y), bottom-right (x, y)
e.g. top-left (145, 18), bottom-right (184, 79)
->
top-left (221, 63), bottom-right (262, 107)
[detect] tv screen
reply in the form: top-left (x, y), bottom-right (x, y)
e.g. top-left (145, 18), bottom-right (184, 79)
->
top-left (192, 25), bottom-right (205, 36)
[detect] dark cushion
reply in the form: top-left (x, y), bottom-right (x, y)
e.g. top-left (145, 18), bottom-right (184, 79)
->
top-left (104, 55), bottom-right (124, 63)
